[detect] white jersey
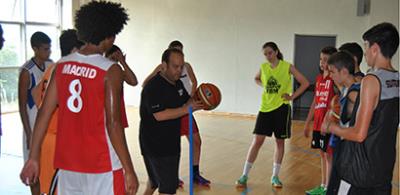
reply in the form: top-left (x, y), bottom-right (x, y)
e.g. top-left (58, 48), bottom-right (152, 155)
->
top-left (180, 63), bottom-right (193, 94)
top-left (21, 58), bottom-right (52, 128)
top-left (21, 58), bottom-right (52, 161)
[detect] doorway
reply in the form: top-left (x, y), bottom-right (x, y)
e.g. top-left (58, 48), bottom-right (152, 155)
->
top-left (292, 34), bottom-right (336, 120)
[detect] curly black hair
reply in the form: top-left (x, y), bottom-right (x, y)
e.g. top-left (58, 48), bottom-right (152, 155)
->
top-left (74, 1), bottom-right (129, 45)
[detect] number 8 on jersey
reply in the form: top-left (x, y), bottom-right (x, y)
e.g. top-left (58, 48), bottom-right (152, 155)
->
top-left (67, 79), bottom-right (83, 113)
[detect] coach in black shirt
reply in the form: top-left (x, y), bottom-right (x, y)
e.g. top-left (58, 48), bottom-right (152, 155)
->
top-left (139, 48), bottom-right (202, 195)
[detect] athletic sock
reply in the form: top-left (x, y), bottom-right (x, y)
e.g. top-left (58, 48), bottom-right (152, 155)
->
top-left (272, 163), bottom-right (281, 177)
top-left (242, 161), bottom-right (253, 176)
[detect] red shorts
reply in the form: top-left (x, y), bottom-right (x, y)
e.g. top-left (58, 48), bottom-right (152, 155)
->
top-left (180, 114), bottom-right (199, 136)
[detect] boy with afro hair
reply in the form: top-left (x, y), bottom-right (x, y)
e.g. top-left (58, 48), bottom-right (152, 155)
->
top-left (20, 1), bottom-right (139, 194)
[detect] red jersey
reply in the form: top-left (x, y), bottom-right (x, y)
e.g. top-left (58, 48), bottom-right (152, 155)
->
top-left (313, 74), bottom-right (335, 131)
top-left (54, 53), bottom-right (122, 173)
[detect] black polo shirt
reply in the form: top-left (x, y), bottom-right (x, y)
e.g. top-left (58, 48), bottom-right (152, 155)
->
top-left (139, 73), bottom-right (190, 157)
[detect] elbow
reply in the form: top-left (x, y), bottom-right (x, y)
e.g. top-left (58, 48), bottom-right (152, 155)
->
top-left (130, 80), bottom-right (138, 86)
top-left (355, 133), bottom-right (367, 143)
top-left (303, 80), bottom-right (310, 88)
top-left (106, 120), bottom-right (122, 134)
top-left (353, 126), bottom-right (368, 142)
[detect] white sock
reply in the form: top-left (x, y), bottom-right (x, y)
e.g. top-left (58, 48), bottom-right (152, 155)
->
top-left (321, 184), bottom-right (327, 189)
top-left (242, 161), bottom-right (253, 176)
top-left (272, 163), bottom-right (281, 177)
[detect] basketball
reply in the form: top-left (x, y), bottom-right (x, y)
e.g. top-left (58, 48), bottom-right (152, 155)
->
top-left (328, 95), bottom-right (340, 123)
top-left (194, 83), bottom-right (222, 110)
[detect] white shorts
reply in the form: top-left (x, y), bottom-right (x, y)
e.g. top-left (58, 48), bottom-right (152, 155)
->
top-left (55, 169), bottom-right (125, 195)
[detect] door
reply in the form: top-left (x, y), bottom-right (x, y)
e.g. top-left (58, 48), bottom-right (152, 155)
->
top-left (293, 35), bottom-right (336, 120)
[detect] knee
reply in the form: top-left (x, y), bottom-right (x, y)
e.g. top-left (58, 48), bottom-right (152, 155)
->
top-left (275, 139), bottom-right (285, 148)
top-left (252, 138), bottom-right (264, 149)
top-left (320, 151), bottom-right (327, 158)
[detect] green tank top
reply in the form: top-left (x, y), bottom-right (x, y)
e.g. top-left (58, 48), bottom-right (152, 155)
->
top-left (260, 60), bottom-right (292, 112)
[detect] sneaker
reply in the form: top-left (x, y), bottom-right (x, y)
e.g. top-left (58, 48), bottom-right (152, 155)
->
top-left (271, 176), bottom-right (283, 188)
top-left (194, 174), bottom-right (211, 186)
top-left (178, 179), bottom-right (184, 188)
top-left (322, 187), bottom-right (327, 195)
top-left (235, 175), bottom-right (248, 188)
top-left (306, 186), bottom-right (326, 195)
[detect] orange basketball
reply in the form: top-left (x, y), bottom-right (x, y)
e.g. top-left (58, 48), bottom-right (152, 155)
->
top-left (328, 95), bottom-right (341, 123)
top-left (194, 83), bottom-right (222, 110)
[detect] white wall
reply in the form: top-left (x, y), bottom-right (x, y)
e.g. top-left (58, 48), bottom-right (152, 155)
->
top-left (368, 0), bottom-right (399, 71)
top-left (74, 0), bottom-right (399, 115)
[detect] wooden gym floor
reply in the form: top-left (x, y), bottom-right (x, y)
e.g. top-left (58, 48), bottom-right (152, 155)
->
top-left (0, 107), bottom-right (397, 194)
top-left (124, 107), bottom-right (399, 195)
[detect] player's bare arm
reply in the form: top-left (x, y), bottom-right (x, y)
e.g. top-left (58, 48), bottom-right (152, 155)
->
top-left (105, 64), bottom-right (138, 194)
top-left (303, 98), bottom-right (316, 137)
top-left (18, 69), bottom-right (32, 149)
top-left (142, 64), bottom-right (163, 87)
top-left (328, 75), bottom-right (379, 142)
top-left (20, 69), bottom-right (58, 185)
top-left (153, 98), bottom-right (203, 121)
top-left (185, 63), bottom-right (198, 96)
top-left (254, 69), bottom-right (262, 86)
top-left (284, 65), bottom-right (310, 101)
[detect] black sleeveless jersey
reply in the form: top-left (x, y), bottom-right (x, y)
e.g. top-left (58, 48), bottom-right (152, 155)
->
top-left (336, 69), bottom-right (399, 188)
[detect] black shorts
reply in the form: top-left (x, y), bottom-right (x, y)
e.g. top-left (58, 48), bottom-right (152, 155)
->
top-left (143, 155), bottom-right (180, 194)
top-left (311, 131), bottom-right (331, 152)
top-left (253, 104), bottom-right (291, 139)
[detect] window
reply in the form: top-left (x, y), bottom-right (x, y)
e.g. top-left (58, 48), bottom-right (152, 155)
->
top-left (0, 0), bottom-right (23, 22)
top-left (26, 0), bottom-right (60, 24)
top-left (0, 0), bottom-right (70, 112)
top-left (0, 24), bottom-right (23, 112)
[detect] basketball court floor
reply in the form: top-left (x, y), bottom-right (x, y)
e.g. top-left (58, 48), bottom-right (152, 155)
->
top-left (0, 106), bottom-right (398, 194)
top-left (126, 107), bottom-right (400, 194)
